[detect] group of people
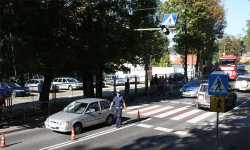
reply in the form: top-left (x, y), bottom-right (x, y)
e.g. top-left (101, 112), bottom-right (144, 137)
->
top-left (150, 74), bottom-right (174, 98)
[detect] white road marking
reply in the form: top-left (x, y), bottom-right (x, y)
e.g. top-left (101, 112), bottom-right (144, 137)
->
top-left (154, 107), bottom-right (188, 118)
top-left (126, 104), bottom-right (149, 110)
top-left (187, 112), bottom-right (215, 123)
top-left (182, 102), bottom-right (193, 105)
top-left (174, 131), bottom-right (191, 136)
top-left (154, 127), bottom-right (173, 132)
top-left (141, 118), bottom-right (152, 122)
top-left (127, 105), bottom-right (161, 114)
top-left (141, 106), bottom-right (173, 116)
top-left (136, 124), bottom-right (153, 128)
top-left (170, 101), bottom-right (180, 103)
top-left (170, 109), bottom-right (201, 120)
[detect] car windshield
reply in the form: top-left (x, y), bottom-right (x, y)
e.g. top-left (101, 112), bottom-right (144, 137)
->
top-left (219, 59), bottom-right (236, 66)
top-left (199, 85), bottom-right (208, 92)
top-left (67, 78), bottom-right (78, 82)
top-left (111, 75), bottom-right (120, 79)
top-left (63, 101), bottom-right (87, 114)
top-left (184, 80), bottom-right (201, 87)
top-left (5, 82), bottom-right (21, 88)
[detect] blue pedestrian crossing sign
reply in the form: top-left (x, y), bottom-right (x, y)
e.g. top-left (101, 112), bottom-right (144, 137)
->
top-left (208, 74), bottom-right (228, 96)
top-left (161, 14), bottom-right (178, 27)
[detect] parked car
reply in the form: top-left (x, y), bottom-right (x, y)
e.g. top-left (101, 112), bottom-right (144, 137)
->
top-left (234, 75), bottom-right (250, 91)
top-left (179, 79), bottom-right (206, 97)
top-left (124, 75), bottom-right (140, 83)
top-left (44, 98), bottom-right (116, 134)
top-left (105, 75), bottom-right (126, 85)
top-left (93, 76), bottom-right (105, 88)
top-left (0, 86), bottom-right (11, 97)
top-left (0, 82), bottom-right (30, 97)
top-left (52, 77), bottom-right (83, 90)
top-left (25, 79), bottom-right (59, 92)
top-left (169, 73), bottom-right (184, 82)
top-left (196, 83), bottom-right (237, 110)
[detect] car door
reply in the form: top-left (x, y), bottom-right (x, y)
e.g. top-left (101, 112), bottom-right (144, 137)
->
top-left (33, 80), bottom-right (40, 92)
top-left (83, 102), bottom-right (101, 126)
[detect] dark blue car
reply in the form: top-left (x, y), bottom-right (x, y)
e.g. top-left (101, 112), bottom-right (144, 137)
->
top-left (0, 82), bottom-right (30, 97)
top-left (0, 86), bottom-right (11, 97)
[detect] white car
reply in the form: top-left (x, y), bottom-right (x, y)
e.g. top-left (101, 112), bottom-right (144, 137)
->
top-left (234, 75), bottom-right (250, 91)
top-left (52, 77), bottom-right (83, 90)
top-left (196, 83), bottom-right (237, 110)
top-left (25, 79), bottom-right (58, 92)
top-left (124, 75), bottom-right (140, 83)
top-left (45, 98), bottom-right (116, 134)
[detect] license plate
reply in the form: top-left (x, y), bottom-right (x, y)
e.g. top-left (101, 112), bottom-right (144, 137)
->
top-left (51, 126), bottom-right (59, 129)
top-left (240, 88), bottom-right (246, 91)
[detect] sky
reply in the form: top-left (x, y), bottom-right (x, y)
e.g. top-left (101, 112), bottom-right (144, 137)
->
top-left (166, 0), bottom-right (250, 47)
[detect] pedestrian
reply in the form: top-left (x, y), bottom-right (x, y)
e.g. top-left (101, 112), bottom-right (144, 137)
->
top-left (150, 76), bottom-right (155, 98)
top-left (110, 90), bottom-right (126, 128)
top-left (125, 78), bottom-right (130, 102)
top-left (154, 74), bottom-right (159, 96)
top-left (169, 75), bottom-right (174, 95)
top-left (38, 80), bottom-right (44, 102)
top-left (0, 95), bottom-right (6, 115)
top-left (157, 76), bottom-right (163, 96)
top-left (161, 76), bottom-right (165, 95)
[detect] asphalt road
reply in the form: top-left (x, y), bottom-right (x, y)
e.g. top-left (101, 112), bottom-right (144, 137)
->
top-left (2, 90), bottom-right (249, 150)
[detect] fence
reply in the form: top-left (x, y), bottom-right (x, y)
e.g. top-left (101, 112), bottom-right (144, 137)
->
top-left (0, 77), bottom-right (184, 123)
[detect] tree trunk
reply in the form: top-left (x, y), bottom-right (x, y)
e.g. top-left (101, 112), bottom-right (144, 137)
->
top-left (40, 66), bottom-right (52, 109)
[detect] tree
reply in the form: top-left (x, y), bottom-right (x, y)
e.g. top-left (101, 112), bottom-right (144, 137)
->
top-left (162, 0), bottom-right (226, 80)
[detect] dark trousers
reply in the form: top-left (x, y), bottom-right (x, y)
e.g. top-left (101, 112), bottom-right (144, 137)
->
top-left (115, 107), bottom-right (122, 126)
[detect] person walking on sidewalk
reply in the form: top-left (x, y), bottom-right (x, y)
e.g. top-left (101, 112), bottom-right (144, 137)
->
top-left (169, 75), bottom-right (174, 95)
top-left (125, 78), bottom-right (130, 102)
top-left (110, 90), bottom-right (126, 128)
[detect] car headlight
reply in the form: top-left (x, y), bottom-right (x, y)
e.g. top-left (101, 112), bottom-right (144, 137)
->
top-left (180, 89), bottom-right (183, 92)
top-left (60, 121), bottom-right (70, 125)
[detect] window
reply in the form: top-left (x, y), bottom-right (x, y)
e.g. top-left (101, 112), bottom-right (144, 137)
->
top-left (63, 79), bottom-right (67, 83)
top-left (200, 85), bottom-right (208, 92)
top-left (58, 79), bottom-right (62, 82)
top-left (99, 101), bottom-right (110, 110)
top-left (86, 102), bottom-right (100, 112)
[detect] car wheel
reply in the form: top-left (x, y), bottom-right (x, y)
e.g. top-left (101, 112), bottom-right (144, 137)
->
top-left (11, 91), bottom-right (17, 98)
top-left (106, 115), bottom-right (113, 126)
top-left (68, 86), bottom-right (73, 91)
top-left (232, 96), bottom-right (237, 108)
top-left (73, 123), bottom-right (82, 135)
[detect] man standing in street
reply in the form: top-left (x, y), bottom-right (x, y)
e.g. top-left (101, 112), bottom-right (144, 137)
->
top-left (110, 90), bottom-right (126, 128)
top-left (125, 78), bottom-right (130, 102)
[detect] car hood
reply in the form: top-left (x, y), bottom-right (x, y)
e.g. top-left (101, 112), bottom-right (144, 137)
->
top-left (48, 111), bottom-right (81, 121)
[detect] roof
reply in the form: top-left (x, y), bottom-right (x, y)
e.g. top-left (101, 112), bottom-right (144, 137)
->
top-left (171, 55), bottom-right (197, 65)
top-left (76, 98), bottom-right (108, 103)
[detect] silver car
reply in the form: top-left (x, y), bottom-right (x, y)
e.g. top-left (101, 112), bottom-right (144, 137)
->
top-left (25, 79), bottom-right (59, 92)
top-left (105, 75), bottom-right (126, 85)
top-left (196, 83), bottom-right (237, 110)
top-left (52, 77), bottom-right (83, 90)
top-left (234, 75), bottom-right (250, 91)
top-left (44, 98), bottom-right (116, 134)
top-left (124, 75), bottom-right (140, 83)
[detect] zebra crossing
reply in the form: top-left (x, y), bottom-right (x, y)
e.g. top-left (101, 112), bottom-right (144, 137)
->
top-left (126, 104), bottom-right (216, 123)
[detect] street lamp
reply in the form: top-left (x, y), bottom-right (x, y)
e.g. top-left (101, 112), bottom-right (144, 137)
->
top-left (223, 41), bottom-right (231, 55)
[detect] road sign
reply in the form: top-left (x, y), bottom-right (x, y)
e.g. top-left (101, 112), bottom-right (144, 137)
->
top-left (208, 74), bottom-right (228, 96)
top-left (210, 96), bottom-right (225, 112)
top-left (161, 14), bottom-right (178, 27)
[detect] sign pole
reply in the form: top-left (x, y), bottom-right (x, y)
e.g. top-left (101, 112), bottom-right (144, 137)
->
top-left (216, 112), bottom-right (219, 150)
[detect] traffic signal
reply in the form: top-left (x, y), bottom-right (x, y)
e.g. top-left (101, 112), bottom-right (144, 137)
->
top-left (160, 25), bottom-right (170, 35)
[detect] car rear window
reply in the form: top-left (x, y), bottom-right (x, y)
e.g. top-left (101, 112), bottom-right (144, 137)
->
top-left (199, 85), bottom-right (208, 92)
top-left (237, 77), bottom-right (250, 81)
